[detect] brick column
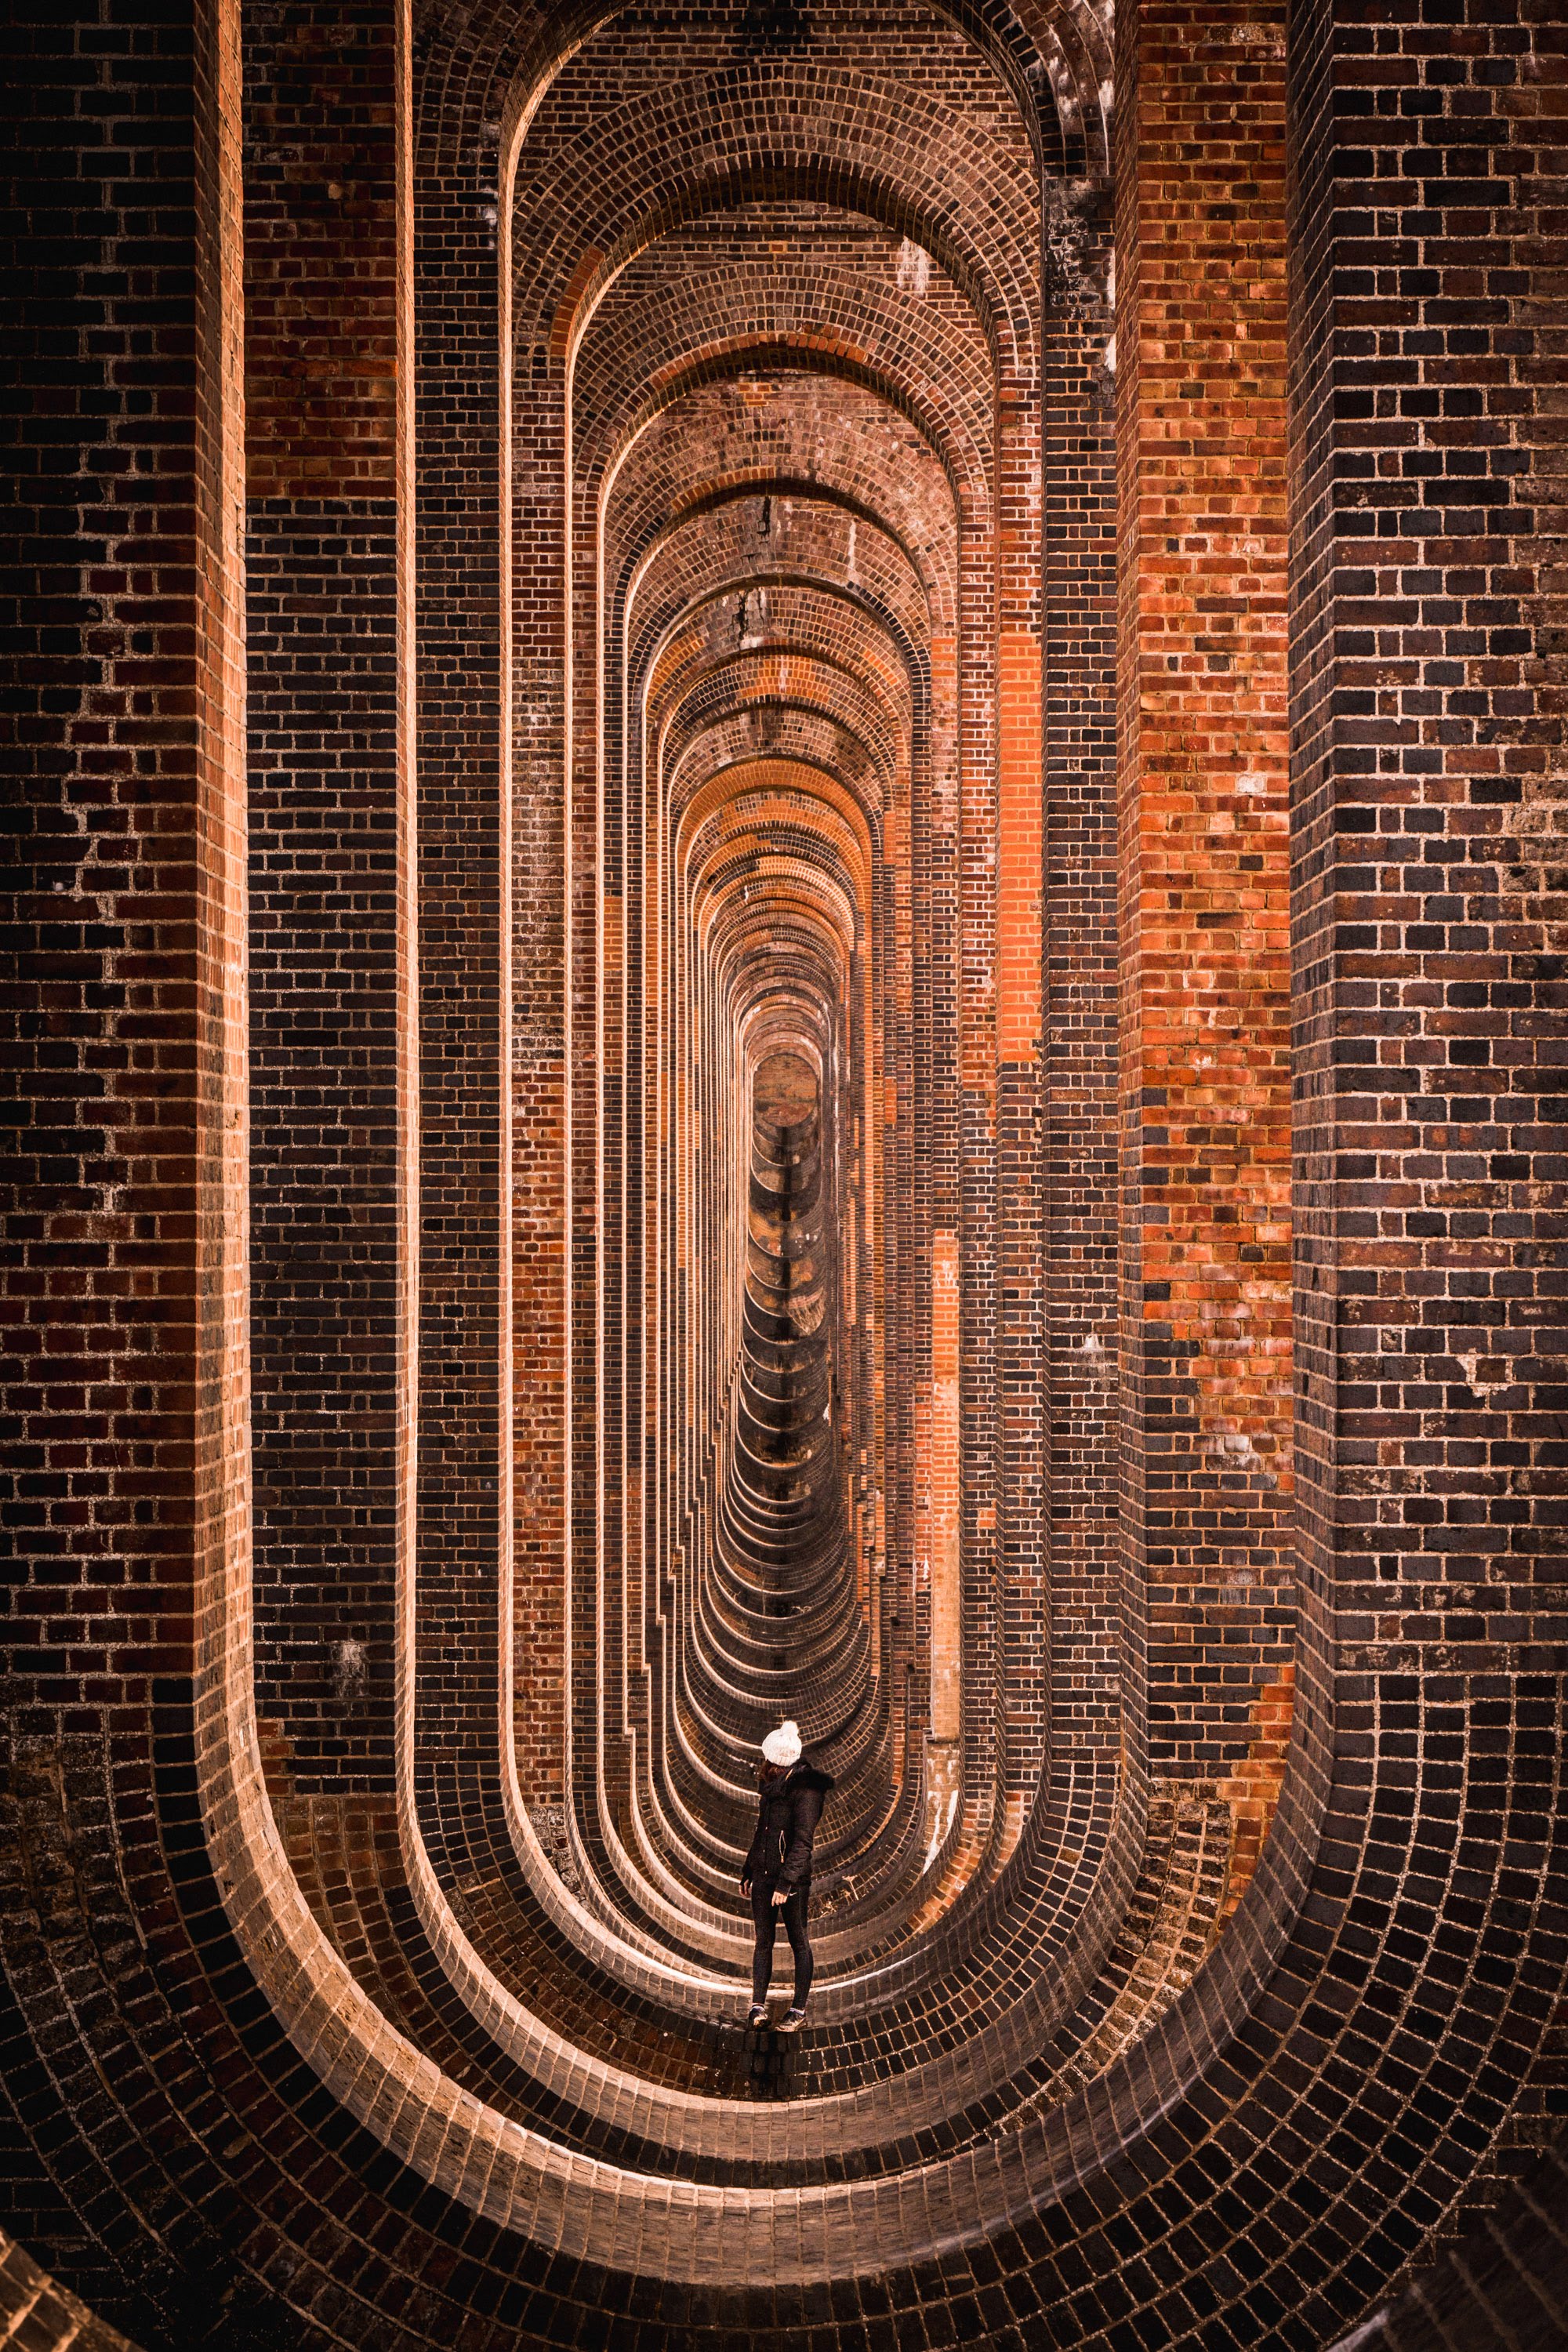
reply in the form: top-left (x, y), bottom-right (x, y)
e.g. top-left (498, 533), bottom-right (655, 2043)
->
top-left (958, 521), bottom-right (1001, 1831)
top-left (1043, 196), bottom-right (1121, 1766)
top-left (506, 303), bottom-right (568, 1805)
top-left (412, 179), bottom-right (505, 1794)
top-left (996, 372), bottom-right (1048, 1808)
top-left (1114, 0), bottom-right (1294, 1795)
top-left (244, 0), bottom-right (412, 1795)
top-left (0, 0), bottom-right (246, 1734)
top-left (1291, 0), bottom-right (1568, 1773)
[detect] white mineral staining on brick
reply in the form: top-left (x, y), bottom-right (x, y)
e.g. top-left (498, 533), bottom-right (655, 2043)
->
top-left (332, 1639), bottom-right (368, 1702)
top-left (895, 236), bottom-right (930, 297)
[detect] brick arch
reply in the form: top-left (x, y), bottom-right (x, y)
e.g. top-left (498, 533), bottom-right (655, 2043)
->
top-left (608, 403), bottom-right (963, 633)
top-left (500, 9), bottom-right (1044, 1957)
top-left (571, 202), bottom-right (1011, 1976)
top-left (510, 72), bottom-right (1037, 379)
top-left (625, 405), bottom-right (968, 1947)
top-left (629, 632), bottom-right (912, 1903)
top-left (399, 0), bottom-right (1048, 2220)
top-left (665, 768), bottom-right (890, 1884)
top-left (626, 503), bottom-right (935, 681)
top-left (654, 633), bottom-right (913, 793)
top-left (414, 0), bottom-right (1102, 180)
top-left (667, 717), bottom-right (883, 811)
top-left (583, 333), bottom-right (992, 535)
top-left (633, 571), bottom-right (935, 792)
top-left (557, 111), bottom-right (1025, 1966)
top-left (668, 707), bottom-right (895, 825)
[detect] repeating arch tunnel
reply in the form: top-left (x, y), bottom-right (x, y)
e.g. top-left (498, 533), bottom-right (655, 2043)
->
top-left (2, 0), bottom-right (1566, 2348)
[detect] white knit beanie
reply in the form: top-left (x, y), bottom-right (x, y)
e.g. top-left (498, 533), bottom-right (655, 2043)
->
top-left (762, 1719), bottom-right (802, 1768)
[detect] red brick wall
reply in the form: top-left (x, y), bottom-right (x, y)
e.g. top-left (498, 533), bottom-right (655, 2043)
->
top-left (243, 2), bottom-right (400, 499)
top-left (1115, 0), bottom-right (1296, 1785)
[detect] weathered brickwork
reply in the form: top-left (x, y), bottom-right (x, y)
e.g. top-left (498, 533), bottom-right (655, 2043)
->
top-left (0, 2228), bottom-right (136, 2350)
top-left (1116, 0), bottom-right (1296, 1786)
top-left (1043, 200), bottom-right (1121, 1773)
top-left (2, 0), bottom-right (1565, 2345)
top-left (243, 0), bottom-right (401, 498)
top-left (0, 0), bottom-right (244, 1726)
top-left (248, 502), bottom-right (401, 1788)
top-left (243, 0), bottom-right (408, 1793)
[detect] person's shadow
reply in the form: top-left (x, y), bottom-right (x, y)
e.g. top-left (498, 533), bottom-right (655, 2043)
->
top-left (738, 2011), bottom-right (803, 2099)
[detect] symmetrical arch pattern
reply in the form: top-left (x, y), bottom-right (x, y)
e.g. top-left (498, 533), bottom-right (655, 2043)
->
top-left (2, 0), bottom-right (1566, 2346)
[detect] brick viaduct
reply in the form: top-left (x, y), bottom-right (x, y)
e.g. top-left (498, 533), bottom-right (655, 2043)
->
top-left (1, 0), bottom-right (1566, 2346)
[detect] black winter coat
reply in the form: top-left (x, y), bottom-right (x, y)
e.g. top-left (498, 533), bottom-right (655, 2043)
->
top-left (742, 1759), bottom-right (835, 1893)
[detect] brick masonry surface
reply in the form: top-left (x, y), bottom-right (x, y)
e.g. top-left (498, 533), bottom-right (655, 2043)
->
top-left (245, 0), bottom-right (406, 1794)
top-left (0, 0), bottom-right (1565, 2346)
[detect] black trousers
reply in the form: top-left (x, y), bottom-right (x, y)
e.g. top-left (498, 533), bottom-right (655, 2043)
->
top-left (750, 1878), bottom-right (813, 2007)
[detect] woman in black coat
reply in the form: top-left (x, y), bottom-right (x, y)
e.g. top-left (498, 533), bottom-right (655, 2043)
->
top-left (740, 1719), bottom-right (834, 2030)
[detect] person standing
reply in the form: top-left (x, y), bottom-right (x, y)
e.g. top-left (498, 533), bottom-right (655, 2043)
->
top-left (740, 1720), bottom-right (834, 2031)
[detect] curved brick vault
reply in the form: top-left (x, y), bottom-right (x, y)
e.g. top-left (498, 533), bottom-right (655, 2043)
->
top-left (2, 0), bottom-right (1566, 2346)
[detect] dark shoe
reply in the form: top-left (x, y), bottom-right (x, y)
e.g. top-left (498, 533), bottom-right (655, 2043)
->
top-left (776, 2006), bottom-right (807, 2034)
top-left (746, 2005), bottom-right (769, 2028)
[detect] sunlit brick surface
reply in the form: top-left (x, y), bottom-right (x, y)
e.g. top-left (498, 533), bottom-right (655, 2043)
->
top-left (2, 0), bottom-right (1565, 2345)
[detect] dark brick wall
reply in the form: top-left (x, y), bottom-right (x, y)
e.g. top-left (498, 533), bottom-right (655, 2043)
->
top-left (242, 0), bottom-right (401, 496)
top-left (1284, 0), bottom-right (1568, 2296)
top-left (248, 502), bottom-right (401, 1788)
top-left (0, 0), bottom-right (248, 1717)
top-left (1290, 0), bottom-right (1567, 1699)
top-left (243, 0), bottom-right (408, 1795)
top-left (1043, 199), bottom-right (1121, 1773)
top-left (412, 180), bottom-right (506, 1795)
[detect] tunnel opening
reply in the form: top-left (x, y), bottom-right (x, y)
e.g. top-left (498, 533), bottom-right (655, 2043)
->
top-left (729, 1050), bottom-right (843, 1657)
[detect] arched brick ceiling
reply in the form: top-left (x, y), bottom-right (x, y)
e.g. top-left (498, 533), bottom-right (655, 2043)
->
top-left (628, 507), bottom-right (934, 682)
top-left (415, 0), bottom-right (1109, 179)
top-left (517, 91), bottom-right (1036, 374)
top-left (608, 381), bottom-right (963, 624)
